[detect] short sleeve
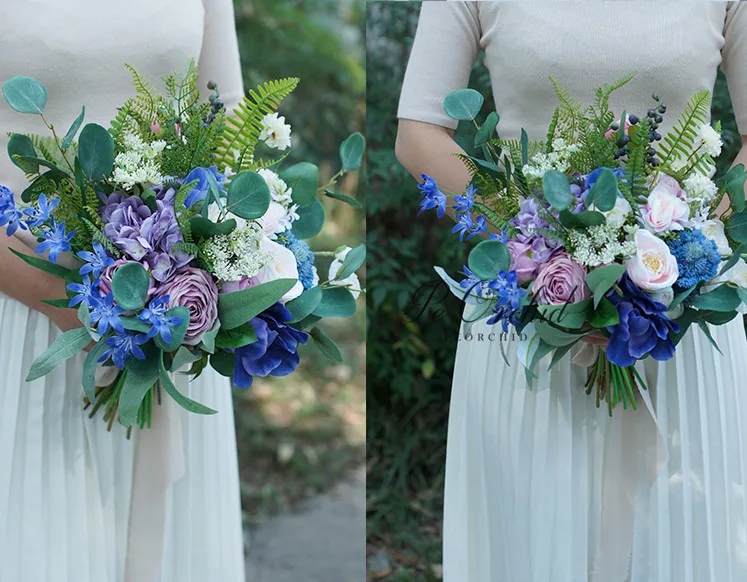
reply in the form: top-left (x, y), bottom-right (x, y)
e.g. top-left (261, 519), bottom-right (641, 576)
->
top-left (397, 1), bottom-right (481, 130)
top-left (198, 0), bottom-right (245, 112)
top-left (722, 1), bottom-right (747, 135)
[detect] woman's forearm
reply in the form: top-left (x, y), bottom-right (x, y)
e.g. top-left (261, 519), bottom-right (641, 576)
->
top-left (715, 137), bottom-right (747, 217)
top-left (0, 233), bottom-right (71, 323)
top-left (395, 119), bottom-right (473, 222)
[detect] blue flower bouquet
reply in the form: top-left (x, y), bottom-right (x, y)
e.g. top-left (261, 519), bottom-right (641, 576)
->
top-left (0, 61), bottom-right (365, 434)
top-left (420, 74), bottom-right (747, 413)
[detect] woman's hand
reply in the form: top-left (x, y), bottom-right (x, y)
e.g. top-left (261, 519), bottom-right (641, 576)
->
top-left (581, 330), bottom-right (609, 348)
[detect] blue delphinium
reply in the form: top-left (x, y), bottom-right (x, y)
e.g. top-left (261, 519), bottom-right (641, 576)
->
top-left (486, 270), bottom-right (526, 332)
top-left (0, 185), bottom-right (27, 236)
top-left (67, 274), bottom-right (101, 308)
top-left (605, 274), bottom-right (680, 367)
top-left (22, 193), bottom-right (59, 228)
top-left (418, 174), bottom-right (447, 218)
top-left (77, 241), bottom-right (115, 277)
top-left (232, 302), bottom-right (309, 388)
top-left (35, 218), bottom-right (75, 263)
top-left (99, 331), bottom-right (148, 370)
top-left (278, 231), bottom-right (316, 290)
top-left (138, 295), bottom-right (185, 344)
top-left (89, 292), bottom-right (125, 335)
top-left (666, 229), bottom-right (721, 290)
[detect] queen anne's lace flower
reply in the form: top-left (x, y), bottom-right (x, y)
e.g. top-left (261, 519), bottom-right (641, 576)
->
top-left (568, 222), bottom-right (637, 267)
top-left (522, 138), bottom-right (581, 184)
top-left (111, 133), bottom-right (166, 190)
top-left (202, 221), bottom-right (271, 282)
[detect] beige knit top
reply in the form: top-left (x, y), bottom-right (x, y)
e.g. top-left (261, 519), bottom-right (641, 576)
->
top-left (398, 1), bottom-right (747, 142)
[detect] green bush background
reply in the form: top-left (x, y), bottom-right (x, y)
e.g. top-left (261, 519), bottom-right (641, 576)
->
top-left (232, 0), bottom-right (366, 528)
top-left (365, 1), bottom-right (741, 576)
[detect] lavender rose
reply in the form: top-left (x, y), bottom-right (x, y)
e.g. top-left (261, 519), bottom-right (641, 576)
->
top-left (157, 267), bottom-right (219, 345)
top-left (533, 252), bottom-right (589, 305)
top-left (98, 259), bottom-right (157, 299)
top-left (220, 276), bottom-right (259, 294)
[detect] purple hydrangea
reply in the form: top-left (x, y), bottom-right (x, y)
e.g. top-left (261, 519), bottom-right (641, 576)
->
top-left (232, 303), bottom-right (309, 388)
top-left (100, 187), bottom-right (192, 282)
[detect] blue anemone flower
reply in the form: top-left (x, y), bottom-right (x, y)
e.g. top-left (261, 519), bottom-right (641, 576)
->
top-left (77, 241), bottom-right (115, 278)
top-left (89, 292), bottom-right (125, 336)
top-left (138, 295), bottom-right (184, 344)
top-left (35, 219), bottom-right (75, 264)
top-left (22, 193), bottom-right (59, 228)
top-left (99, 331), bottom-right (148, 370)
top-left (467, 214), bottom-right (488, 240)
top-left (452, 212), bottom-right (473, 241)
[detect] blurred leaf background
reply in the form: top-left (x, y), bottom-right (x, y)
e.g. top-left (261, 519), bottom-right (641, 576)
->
top-left (365, 2), bottom-right (742, 580)
top-left (231, 0), bottom-right (366, 530)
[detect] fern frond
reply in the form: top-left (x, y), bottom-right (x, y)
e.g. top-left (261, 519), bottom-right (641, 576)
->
top-left (173, 242), bottom-right (200, 256)
top-left (549, 76), bottom-right (583, 139)
top-left (215, 78), bottom-right (300, 172)
top-left (546, 108), bottom-right (560, 152)
top-left (659, 90), bottom-right (711, 168)
top-left (163, 59), bottom-right (201, 119)
top-left (109, 99), bottom-right (135, 144)
top-left (591, 72), bottom-right (635, 121)
top-left (454, 153), bottom-right (480, 177)
top-left (620, 120), bottom-right (650, 205)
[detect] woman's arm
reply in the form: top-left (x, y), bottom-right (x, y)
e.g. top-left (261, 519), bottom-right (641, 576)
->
top-left (395, 119), bottom-right (473, 222)
top-left (715, 136), bottom-right (747, 217)
top-left (0, 233), bottom-right (81, 331)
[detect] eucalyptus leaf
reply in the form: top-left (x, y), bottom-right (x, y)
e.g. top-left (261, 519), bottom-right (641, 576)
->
top-left (118, 344), bottom-right (161, 427)
top-left (111, 262), bottom-right (150, 311)
top-left (121, 316), bottom-right (151, 333)
top-left (2, 75), bottom-right (47, 114)
top-left (718, 245), bottom-right (746, 276)
top-left (312, 287), bottom-right (357, 318)
top-left (82, 340), bottom-right (111, 401)
top-left (159, 361), bottom-right (217, 415)
top-left (520, 129), bottom-right (529, 166)
top-left (474, 111), bottom-right (499, 148)
top-left (218, 278), bottom-right (297, 329)
top-left (724, 163), bottom-right (747, 213)
top-left (335, 244), bottom-right (366, 280)
top-left (190, 216), bottom-right (237, 238)
top-left (199, 321), bottom-right (221, 354)
top-left (26, 327), bottom-right (91, 381)
top-left (282, 162), bottom-right (319, 207)
top-left (691, 284), bottom-right (741, 312)
top-left (170, 346), bottom-right (202, 372)
top-left (210, 350), bottom-right (236, 377)
top-left (585, 264), bottom-right (626, 308)
top-left (323, 189), bottom-right (362, 209)
top-left (339, 132), bottom-right (365, 172)
top-left (292, 198), bottom-right (325, 239)
top-left (589, 297), bottom-right (620, 328)
top-left (310, 327), bottom-right (343, 363)
top-left (62, 106), bottom-right (85, 149)
top-left (78, 123), bottom-right (114, 181)
top-left (215, 322), bottom-right (258, 349)
top-left (227, 170), bottom-right (271, 219)
top-left (728, 210), bottom-right (747, 244)
top-left (586, 168), bottom-right (619, 211)
top-left (7, 133), bottom-right (38, 173)
top-left (537, 298), bottom-right (592, 329)
top-left (558, 209), bottom-right (606, 229)
top-left (467, 239), bottom-right (510, 281)
top-left (285, 285), bottom-right (323, 323)
top-left (534, 320), bottom-right (585, 347)
top-left (542, 169), bottom-right (573, 211)
top-left (443, 88), bottom-right (484, 121)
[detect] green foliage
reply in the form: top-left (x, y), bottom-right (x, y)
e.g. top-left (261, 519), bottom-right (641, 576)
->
top-left (215, 77), bottom-right (299, 172)
top-left (620, 120), bottom-right (651, 203)
top-left (659, 89), bottom-right (711, 168)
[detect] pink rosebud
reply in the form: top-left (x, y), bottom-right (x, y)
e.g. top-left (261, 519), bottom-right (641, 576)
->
top-left (533, 252), bottom-right (589, 305)
top-left (507, 240), bottom-right (540, 284)
top-left (641, 184), bottom-right (689, 233)
top-left (625, 229), bottom-right (679, 291)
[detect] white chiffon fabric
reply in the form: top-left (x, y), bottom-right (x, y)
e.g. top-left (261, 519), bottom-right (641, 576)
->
top-left (444, 313), bottom-right (747, 582)
top-left (0, 295), bottom-right (246, 581)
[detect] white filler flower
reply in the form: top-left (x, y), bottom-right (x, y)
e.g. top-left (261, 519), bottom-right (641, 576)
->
top-left (259, 112), bottom-right (292, 151)
top-left (327, 246), bottom-right (361, 299)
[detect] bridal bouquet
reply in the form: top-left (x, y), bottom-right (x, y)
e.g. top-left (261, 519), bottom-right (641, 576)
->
top-left (0, 61), bottom-right (365, 432)
top-left (419, 74), bottom-right (747, 413)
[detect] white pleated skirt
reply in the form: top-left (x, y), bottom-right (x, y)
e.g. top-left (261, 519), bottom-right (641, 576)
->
top-left (443, 311), bottom-right (747, 582)
top-left (0, 291), bottom-right (246, 582)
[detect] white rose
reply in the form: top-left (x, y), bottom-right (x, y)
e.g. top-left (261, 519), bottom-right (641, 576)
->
top-left (259, 112), bottom-right (292, 151)
top-left (260, 201), bottom-right (293, 239)
top-left (601, 196), bottom-right (632, 228)
top-left (648, 286), bottom-right (674, 308)
top-left (698, 219), bottom-right (732, 256)
top-left (311, 265), bottom-right (320, 287)
top-left (625, 229), bottom-right (679, 291)
top-left (255, 237), bottom-right (303, 302)
top-left (641, 186), bottom-right (690, 233)
top-left (328, 259), bottom-right (361, 300)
